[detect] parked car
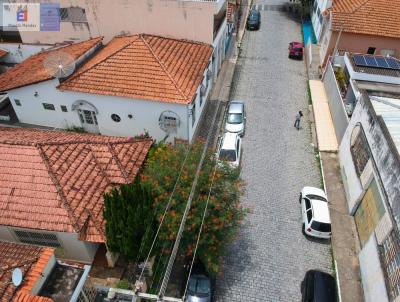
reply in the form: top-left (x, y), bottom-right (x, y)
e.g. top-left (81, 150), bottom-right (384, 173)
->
top-left (301, 270), bottom-right (337, 302)
top-left (288, 41), bottom-right (304, 59)
top-left (225, 100), bottom-right (246, 136)
top-left (299, 186), bottom-right (331, 239)
top-left (246, 9), bottom-right (261, 30)
top-left (217, 132), bottom-right (242, 167)
top-left (185, 274), bottom-right (213, 302)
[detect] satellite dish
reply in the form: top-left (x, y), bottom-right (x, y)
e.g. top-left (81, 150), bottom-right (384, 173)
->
top-left (43, 51), bottom-right (76, 78)
top-left (12, 268), bottom-right (23, 287)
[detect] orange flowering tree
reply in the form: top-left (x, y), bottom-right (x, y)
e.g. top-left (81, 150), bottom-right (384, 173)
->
top-left (141, 141), bottom-right (246, 276)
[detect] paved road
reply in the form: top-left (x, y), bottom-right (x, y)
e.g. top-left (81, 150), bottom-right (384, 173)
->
top-left (215, 1), bottom-right (332, 301)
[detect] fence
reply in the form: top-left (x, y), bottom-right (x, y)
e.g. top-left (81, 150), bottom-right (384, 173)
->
top-left (323, 62), bottom-right (349, 143)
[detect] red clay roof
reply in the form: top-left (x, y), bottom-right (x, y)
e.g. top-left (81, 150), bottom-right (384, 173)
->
top-left (331, 0), bottom-right (400, 39)
top-left (0, 49), bottom-right (8, 59)
top-left (58, 34), bottom-right (213, 104)
top-left (0, 37), bottom-right (102, 92)
top-left (0, 241), bottom-right (54, 302)
top-left (0, 128), bottom-right (152, 243)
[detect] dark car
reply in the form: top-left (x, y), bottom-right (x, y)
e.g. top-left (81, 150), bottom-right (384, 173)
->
top-left (182, 261), bottom-right (214, 302)
top-left (301, 270), bottom-right (337, 302)
top-left (288, 41), bottom-right (304, 59)
top-left (246, 9), bottom-right (261, 30)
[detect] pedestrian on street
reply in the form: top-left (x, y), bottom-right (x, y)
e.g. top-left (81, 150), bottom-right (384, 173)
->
top-left (294, 110), bottom-right (303, 130)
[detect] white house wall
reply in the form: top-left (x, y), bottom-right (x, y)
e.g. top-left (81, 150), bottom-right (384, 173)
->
top-left (0, 43), bottom-right (52, 64)
top-left (0, 225), bottom-right (98, 263)
top-left (8, 79), bottom-right (191, 142)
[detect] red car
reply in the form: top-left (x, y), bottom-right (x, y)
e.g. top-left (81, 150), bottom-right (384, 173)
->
top-left (288, 42), bottom-right (304, 60)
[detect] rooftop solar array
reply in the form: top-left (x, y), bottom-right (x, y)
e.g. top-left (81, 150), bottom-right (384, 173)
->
top-left (353, 54), bottom-right (400, 70)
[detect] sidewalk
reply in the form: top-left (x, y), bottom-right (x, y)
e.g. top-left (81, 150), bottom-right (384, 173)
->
top-left (309, 79), bottom-right (364, 301)
top-left (321, 152), bottom-right (364, 302)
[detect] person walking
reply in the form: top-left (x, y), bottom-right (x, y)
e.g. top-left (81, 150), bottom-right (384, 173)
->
top-left (294, 110), bottom-right (303, 130)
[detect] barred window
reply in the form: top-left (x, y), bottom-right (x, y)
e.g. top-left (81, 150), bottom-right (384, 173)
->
top-left (14, 229), bottom-right (61, 247)
top-left (381, 231), bottom-right (400, 301)
top-left (350, 124), bottom-right (370, 177)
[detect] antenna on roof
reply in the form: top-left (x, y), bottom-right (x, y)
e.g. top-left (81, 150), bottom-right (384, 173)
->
top-left (43, 51), bottom-right (76, 78)
top-left (11, 268), bottom-right (23, 287)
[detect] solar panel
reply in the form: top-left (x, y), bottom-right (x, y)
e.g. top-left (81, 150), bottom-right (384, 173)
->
top-left (353, 55), bottom-right (367, 66)
top-left (365, 56), bottom-right (378, 67)
top-left (386, 58), bottom-right (400, 70)
top-left (375, 57), bottom-right (389, 68)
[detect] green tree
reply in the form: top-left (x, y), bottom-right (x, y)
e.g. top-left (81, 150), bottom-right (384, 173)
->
top-left (103, 178), bottom-right (154, 260)
top-left (141, 142), bottom-right (246, 276)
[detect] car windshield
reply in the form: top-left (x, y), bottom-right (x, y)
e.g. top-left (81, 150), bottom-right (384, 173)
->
top-left (311, 221), bottom-right (331, 232)
top-left (188, 276), bottom-right (211, 296)
top-left (227, 113), bottom-right (243, 124)
top-left (249, 13), bottom-right (258, 21)
top-left (219, 149), bottom-right (236, 162)
top-left (306, 194), bottom-right (327, 202)
top-left (294, 47), bottom-right (302, 51)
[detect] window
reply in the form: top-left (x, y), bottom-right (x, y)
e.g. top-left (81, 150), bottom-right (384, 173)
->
top-left (367, 47), bottom-right (376, 55)
top-left (305, 198), bottom-right (311, 210)
top-left (350, 125), bottom-right (370, 177)
top-left (381, 231), bottom-right (400, 301)
top-left (42, 103), bottom-right (55, 111)
top-left (111, 114), bottom-right (121, 122)
top-left (14, 229), bottom-right (61, 247)
top-left (306, 209), bottom-right (313, 222)
top-left (61, 105), bottom-right (68, 112)
top-left (59, 7), bottom-right (87, 22)
top-left (14, 99), bottom-right (21, 106)
top-left (311, 221), bottom-right (331, 232)
top-left (191, 103), bottom-right (196, 127)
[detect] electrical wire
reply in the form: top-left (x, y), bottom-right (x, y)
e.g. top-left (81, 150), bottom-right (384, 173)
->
top-left (182, 162), bottom-right (218, 300)
top-left (137, 142), bottom-right (193, 284)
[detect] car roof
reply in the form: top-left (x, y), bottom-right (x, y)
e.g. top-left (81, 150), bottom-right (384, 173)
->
top-left (249, 9), bottom-right (260, 16)
top-left (310, 199), bottom-right (330, 223)
top-left (290, 41), bottom-right (303, 47)
top-left (313, 271), bottom-right (336, 302)
top-left (228, 102), bottom-right (244, 114)
top-left (221, 132), bottom-right (238, 150)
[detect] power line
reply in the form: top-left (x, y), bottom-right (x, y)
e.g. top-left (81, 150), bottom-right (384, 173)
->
top-left (157, 101), bottom-right (221, 299)
top-left (137, 142), bottom-right (193, 286)
top-left (183, 161), bottom-right (218, 300)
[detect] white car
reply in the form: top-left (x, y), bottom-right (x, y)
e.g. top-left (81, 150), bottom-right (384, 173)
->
top-left (225, 100), bottom-right (246, 136)
top-left (217, 132), bottom-right (242, 167)
top-left (299, 186), bottom-right (331, 239)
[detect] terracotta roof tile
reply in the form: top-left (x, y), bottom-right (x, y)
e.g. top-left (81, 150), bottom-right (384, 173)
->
top-left (59, 34), bottom-right (213, 104)
top-left (0, 49), bottom-right (8, 59)
top-left (0, 37), bottom-right (103, 92)
top-left (0, 127), bottom-right (152, 243)
top-left (0, 241), bottom-right (54, 302)
top-left (331, 0), bottom-right (400, 39)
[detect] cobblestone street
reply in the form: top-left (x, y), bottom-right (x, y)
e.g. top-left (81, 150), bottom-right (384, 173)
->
top-left (215, 1), bottom-right (333, 301)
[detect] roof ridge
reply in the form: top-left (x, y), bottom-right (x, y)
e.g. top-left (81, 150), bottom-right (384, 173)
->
top-left (37, 144), bottom-right (81, 232)
top-left (350, 0), bottom-right (372, 14)
top-left (59, 36), bottom-right (140, 88)
top-left (107, 143), bottom-right (130, 181)
top-left (140, 34), bottom-right (188, 101)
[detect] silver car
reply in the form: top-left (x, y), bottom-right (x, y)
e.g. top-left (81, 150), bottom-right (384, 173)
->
top-left (225, 100), bottom-right (246, 136)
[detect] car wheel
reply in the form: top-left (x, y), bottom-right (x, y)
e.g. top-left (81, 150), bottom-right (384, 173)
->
top-left (299, 193), bottom-right (302, 203)
top-left (302, 223), bottom-right (306, 235)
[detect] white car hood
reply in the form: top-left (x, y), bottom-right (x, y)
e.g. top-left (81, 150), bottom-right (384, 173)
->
top-left (225, 123), bottom-right (244, 133)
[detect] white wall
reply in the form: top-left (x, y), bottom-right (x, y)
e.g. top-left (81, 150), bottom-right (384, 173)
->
top-left (0, 43), bottom-right (52, 63)
top-left (8, 79), bottom-right (190, 142)
top-left (0, 225), bottom-right (98, 263)
top-left (17, 0), bottom-right (222, 44)
top-left (359, 235), bottom-right (389, 302)
top-left (311, 0), bottom-right (331, 41)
